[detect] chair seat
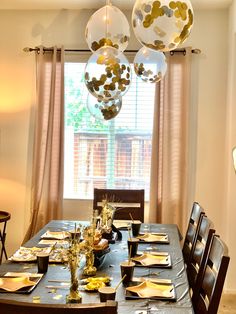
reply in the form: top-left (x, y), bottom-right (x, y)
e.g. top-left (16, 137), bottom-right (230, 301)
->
top-left (0, 211), bottom-right (11, 223)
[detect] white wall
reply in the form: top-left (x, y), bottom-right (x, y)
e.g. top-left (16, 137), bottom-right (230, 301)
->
top-left (0, 8), bottom-right (234, 291)
top-left (224, 0), bottom-right (236, 293)
top-left (187, 9), bottom-right (228, 233)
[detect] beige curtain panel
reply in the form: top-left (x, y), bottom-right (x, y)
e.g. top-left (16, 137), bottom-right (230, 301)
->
top-left (149, 48), bottom-right (192, 235)
top-left (23, 46), bottom-right (64, 242)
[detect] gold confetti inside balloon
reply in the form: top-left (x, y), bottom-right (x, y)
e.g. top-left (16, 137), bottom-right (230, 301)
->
top-left (85, 4), bottom-right (130, 52)
top-left (134, 47), bottom-right (167, 83)
top-left (87, 93), bottom-right (122, 121)
top-left (84, 46), bottom-right (131, 101)
top-left (132, 0), bottom-right (194, 51)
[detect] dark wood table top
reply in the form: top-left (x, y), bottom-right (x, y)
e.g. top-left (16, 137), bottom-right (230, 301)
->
top-left (0, 220), bottom-right (193, 313)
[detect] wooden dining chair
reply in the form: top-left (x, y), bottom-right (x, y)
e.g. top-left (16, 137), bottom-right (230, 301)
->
top-left (0, 210), bottom-right (11, 264)
top-left (182, 202), bottom-right (204, 265)
top-left (93, 188), bottom-right (145, 222)
top-left (187, 215), bottom-right (215, 290)
top-left (191, 235), bottom-right (230, 314)
top-left (0, 299), bottom-right (118, 314)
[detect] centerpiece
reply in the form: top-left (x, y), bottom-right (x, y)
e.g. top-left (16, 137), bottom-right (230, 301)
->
top-left (81, 224), bottom-right (97, 276)
top-left (66, 225), bottom-right (82, 304)
top-left (97, 199), bottom-right (117, 242)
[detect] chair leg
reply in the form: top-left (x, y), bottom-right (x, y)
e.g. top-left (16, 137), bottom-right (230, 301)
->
top-left (0, 231), bottom-right (4, 264)
top-left (0, 222), bottom-right (8, 264)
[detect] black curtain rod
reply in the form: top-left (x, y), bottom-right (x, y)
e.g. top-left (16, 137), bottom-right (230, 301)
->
top-left (23, 47), bottom-right (201, 54)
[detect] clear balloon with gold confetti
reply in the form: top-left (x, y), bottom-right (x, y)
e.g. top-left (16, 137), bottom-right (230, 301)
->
top-left (84, 46), bottom-right (131, 101)
top-left (132, 0), bottom-right (194, 52)
top-left (134, 47), bottom-right (167, 83)
top-left (85, 3), bottom-right (130, 52)
top-left (87, 93), bottom-right (122, 121)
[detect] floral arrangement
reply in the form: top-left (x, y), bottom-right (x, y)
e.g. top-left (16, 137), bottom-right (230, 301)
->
top-left (97, 198), bottom-right (116, 236)
top-left (65, 214), bottom-right (110, 303)
top-left (80, 223), bottom-right (97, 276)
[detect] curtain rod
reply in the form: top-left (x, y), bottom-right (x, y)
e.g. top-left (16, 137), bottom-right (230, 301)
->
top-left (23, 47), bottom-right (201, 54)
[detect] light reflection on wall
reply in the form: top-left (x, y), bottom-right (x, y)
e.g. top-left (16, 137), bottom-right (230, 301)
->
top-left (0, 92), bottom-right (30, 113)
top-left (0, 178), bottom-right (27, 208)
top-left (0, 54), bottom-right (35, 113)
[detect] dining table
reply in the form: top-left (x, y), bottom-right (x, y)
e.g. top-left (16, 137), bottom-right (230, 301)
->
top-left (0, 220), bottom-right (193, 313)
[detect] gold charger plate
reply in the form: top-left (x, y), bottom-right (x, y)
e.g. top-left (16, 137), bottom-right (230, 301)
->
top-left (40, 230), bottom-right (69, 240)
top-left (9, 246), bottom-right (68, 263)
top-left (38, 239), bottom-right (68, 245)
top-left (132, 253), bottom-right (171, 267)
top-left (113, 220), bottom-right (141, 229)
top-left (9, 246), bottom-right (49, 262)
top-left (0, 277), bottom-right (36, 292)
top-left (137, 233), bottom-right (169, 243)
top-left (126, 281), bottom-right (176, 300)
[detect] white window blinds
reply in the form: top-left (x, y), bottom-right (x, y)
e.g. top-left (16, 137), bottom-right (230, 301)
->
top-left (64, 57), bottom-right (155, 199)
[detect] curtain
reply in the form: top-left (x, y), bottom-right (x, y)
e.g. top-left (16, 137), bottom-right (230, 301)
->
top-left (149, 48), bottom-right (192, 235)
top-left (23, 46), bottom-right (64, 242)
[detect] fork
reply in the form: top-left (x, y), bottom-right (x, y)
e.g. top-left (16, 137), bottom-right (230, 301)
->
top-left (177, 287), bottom-right (189, 302)
top-left (176, 265), bottom-right (185, 277)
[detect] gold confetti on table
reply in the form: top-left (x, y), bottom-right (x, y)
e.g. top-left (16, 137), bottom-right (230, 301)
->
top-left (53, 294), bottom-right (63, 300)
top-left (33, 296), bottom-right (41, 303)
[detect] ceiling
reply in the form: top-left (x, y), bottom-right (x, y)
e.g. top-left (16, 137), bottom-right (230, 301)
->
top-left (0, 0), bottom-right (232, 10)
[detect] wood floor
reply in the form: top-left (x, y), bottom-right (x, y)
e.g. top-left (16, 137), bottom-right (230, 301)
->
top-left (219, 294), bottom-right (236, 313)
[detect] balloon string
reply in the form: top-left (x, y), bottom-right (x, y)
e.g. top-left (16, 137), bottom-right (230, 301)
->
top-left (105, 0), bottom-right (111, 40)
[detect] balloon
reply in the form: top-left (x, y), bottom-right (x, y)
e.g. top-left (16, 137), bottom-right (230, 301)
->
top-left (132, 0), bottom-right (194, 51)
top-left (84, 46), bottom-right (131, 101)
top-left (134, 47), bottom-right (167, 82)
top-left (85, 4), bottom-right (130, 52)
top-left (87, 93), bottom-right (122, 120)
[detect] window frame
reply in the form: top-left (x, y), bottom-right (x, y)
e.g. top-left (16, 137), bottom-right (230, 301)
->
top-left (64, 51), bottom-right (155, 200)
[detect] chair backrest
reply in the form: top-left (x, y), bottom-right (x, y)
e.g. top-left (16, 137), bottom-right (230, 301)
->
top-left (182, 202), bottom-right (204, 265)
top-left (187, 215), bottom-right (215, 289)
top-left (0, 299), bottom-right (118, 314)
top-left (93, 188), bottom-right (145, 222)
top-left (192, 235), bottom-right (230, 314)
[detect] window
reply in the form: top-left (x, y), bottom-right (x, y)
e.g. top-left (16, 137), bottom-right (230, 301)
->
top-left (64, 55), bottom-right (156, 199)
